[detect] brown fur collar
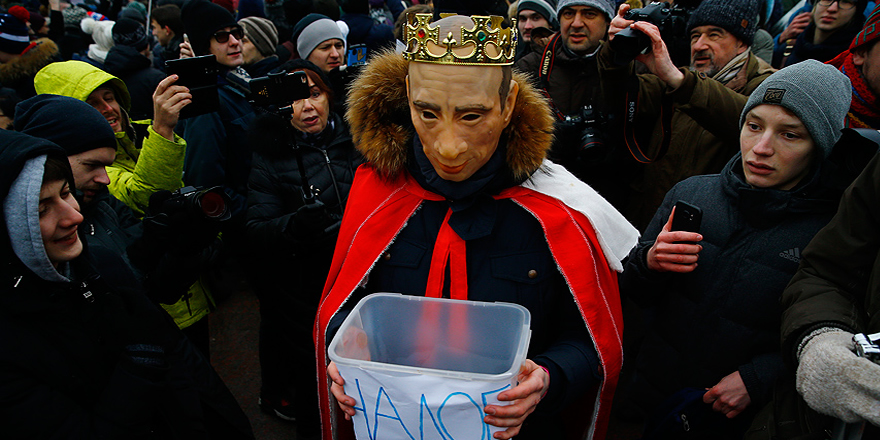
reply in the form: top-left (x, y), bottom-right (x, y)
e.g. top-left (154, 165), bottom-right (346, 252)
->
top-left (0, 38), bottom-right (59, 83)
top-left (345, 49), bottom-right (554, 182)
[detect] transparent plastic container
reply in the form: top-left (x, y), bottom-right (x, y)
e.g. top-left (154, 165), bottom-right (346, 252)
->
top-left (328, 292), bottom-right (532, 440)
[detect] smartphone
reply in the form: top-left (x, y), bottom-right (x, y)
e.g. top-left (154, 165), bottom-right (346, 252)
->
top-left (165, 54), bottom-right (219, 119)
top-left (671, 201), bottom-right (702, 243)
top-left (346, 44), bottom-right (368, 68)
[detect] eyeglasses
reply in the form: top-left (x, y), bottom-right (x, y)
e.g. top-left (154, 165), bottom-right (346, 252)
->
top-left (212, 27), bottom-right (244, 43)
top-left (817, 0), bottom-right (858, 10)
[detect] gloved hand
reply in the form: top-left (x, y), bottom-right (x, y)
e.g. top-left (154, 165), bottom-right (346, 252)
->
top-left (285, 200), bottom-right (334, 242)
top-left (796, 329), bottom-right (880, 425)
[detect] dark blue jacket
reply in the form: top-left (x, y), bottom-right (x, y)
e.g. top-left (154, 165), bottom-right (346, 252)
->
top-left (618, 153), bottom-right (847, 426)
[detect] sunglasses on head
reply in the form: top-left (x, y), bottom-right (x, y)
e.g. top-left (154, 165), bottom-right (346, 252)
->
top-left (213, 27), bottom-right (244, 43)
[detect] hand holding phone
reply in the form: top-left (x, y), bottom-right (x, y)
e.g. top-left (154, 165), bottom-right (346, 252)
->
top-left (165, 55), bottom-right (218, 119)
top-left (646, 201), bottom-right (703, 273)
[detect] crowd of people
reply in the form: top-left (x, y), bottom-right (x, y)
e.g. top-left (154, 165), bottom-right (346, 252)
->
top-left (1, 0), bottom-right (880, 439)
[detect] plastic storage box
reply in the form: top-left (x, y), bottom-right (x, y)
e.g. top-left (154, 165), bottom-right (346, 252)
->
top-left (328, 292), bottom-right (532, 440)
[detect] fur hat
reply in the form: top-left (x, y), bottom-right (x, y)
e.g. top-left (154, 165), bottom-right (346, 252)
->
top-left (239, 16), bottom-right (278, 56)
top-left (687, 0), bottom-right (759, 46)
top-left (740, 59), bottom-right (852, 158)
top-left (181, 0), bottom-right (238, 56)
top-left (0, 13), bottom-right (30, 55)
top-left (556, 0), bottom-right (614, 21)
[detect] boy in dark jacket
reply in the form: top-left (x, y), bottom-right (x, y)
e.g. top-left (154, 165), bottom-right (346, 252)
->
top-left (617, 60), bottom-right (855, 439)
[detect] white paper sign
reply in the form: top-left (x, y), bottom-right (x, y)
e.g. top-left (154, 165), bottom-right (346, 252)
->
top-left (337, 364), bottom-right (515, 440)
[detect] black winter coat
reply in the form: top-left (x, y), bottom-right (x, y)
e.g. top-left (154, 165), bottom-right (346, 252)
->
top-left (245, 112), bottom-right (365, 299)
top-left (617, 153), bottom-right (847, 431)
top-left (0, 131), bottom-right (252, 439)
top-left (103, 45), bottom-right (166, 121)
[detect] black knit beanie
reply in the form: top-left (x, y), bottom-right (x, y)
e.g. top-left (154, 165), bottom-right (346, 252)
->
top-left (113, 18), bottom-right (150, 52)
top-left (14, 95), bottom-right (116, 156)
top-left (687, 0), bottom-right (759, 46)
top-left (181, 0), bottom-right (238, 56)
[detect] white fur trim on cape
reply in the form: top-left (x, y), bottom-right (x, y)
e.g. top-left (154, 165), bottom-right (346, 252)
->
top-left (523, 159), bottom-right (639, 272)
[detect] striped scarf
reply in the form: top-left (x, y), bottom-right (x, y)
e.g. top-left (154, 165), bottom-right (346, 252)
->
top-left (829, 50), bottom-right (880, 129)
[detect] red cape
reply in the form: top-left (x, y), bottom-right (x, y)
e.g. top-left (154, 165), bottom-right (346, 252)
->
top-left (314, 165), bottom-right (624, 440)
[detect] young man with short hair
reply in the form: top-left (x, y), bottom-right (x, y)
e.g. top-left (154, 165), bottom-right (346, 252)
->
top-left (150, 4), bottom-right (185, 71)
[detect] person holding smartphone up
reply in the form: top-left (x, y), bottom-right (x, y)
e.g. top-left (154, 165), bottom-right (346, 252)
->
top-left (614, 60), bottom-right (867, 440)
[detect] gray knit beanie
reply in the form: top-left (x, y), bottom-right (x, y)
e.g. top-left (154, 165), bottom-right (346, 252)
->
top-left (556, 0), bottom-right (614, 21)
top-left (687, 0), bottom-right (759, 46)
top-left (519, 0), bottom-right (559, 28)
top-left (740, 59), bottom-right (852, 158)
top-left (239, 16), bottom-right (278, 57)
top-left (295, 15), bottom-right (345, 59)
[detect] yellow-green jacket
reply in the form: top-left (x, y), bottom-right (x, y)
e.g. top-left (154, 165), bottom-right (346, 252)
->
top-left (34, 60), bottom-right (185, 217)
top-left (33, 60), bottom-right (213, 330)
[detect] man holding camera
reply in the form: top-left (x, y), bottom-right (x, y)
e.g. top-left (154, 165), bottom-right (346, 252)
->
top-left (516, 0), bottom-right (634, 208)
top-left (599, 0), bottom-right (774, 230)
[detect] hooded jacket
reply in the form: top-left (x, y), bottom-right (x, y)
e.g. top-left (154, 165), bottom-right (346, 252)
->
top-left (0, 131), bottom-right (253, 439)
top-left (33, 60), bottom-right (186, 217)
top-left (618, 152), bottom-right (852, 434)
top-left (315, 50), bottom-right (639, 440)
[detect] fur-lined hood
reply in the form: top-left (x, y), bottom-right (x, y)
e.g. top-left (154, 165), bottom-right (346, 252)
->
top-left (0, 38), bottom-right (59, 85)
top-left (345, 49), bottom-right (555, 181)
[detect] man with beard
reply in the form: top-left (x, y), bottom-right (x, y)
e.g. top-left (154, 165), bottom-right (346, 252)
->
top-left (597, 0), bottom-right (775, 231)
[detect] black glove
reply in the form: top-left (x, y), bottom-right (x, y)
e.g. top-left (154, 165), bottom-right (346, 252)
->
top-left (285, 200), bottom-right (334, 242)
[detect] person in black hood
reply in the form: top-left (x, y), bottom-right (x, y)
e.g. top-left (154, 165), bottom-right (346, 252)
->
top-left (0, 130), bottom-right (254, 439)
top-left (244, 58), bottom-right (364, 437)
top-left (616, 60), bottom-right (865, 440)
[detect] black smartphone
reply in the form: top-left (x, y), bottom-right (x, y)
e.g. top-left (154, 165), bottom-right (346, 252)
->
top-left (249, 71), bottom-right (310, 108)
top-left (346, 44), bottom-right (368, 68)
top-left (165, 55), bottom-right (219, 119)
top-left (671, 201), bottom-right (702, 242)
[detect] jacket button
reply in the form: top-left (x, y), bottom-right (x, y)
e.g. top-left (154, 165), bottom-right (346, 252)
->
top-left (528, 270), bottom-right (537, 279)
top-left (383, 253), bottom-right (391, 261)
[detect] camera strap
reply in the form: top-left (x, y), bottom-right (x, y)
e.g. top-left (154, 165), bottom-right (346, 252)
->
top-left (622, 75), bottom-right (674, 163)
top-left (537, 34), bottom-right (569, 121)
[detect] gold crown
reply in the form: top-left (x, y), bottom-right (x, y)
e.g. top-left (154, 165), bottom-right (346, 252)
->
top-left (402, 14), bottom-right (517, 66)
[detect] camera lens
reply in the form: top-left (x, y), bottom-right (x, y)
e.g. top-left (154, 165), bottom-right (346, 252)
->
top-left (198, 191), bottom-right (228, 219)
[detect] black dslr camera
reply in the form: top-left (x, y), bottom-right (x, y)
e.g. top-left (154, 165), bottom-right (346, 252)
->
top-left (249, 70), bottom-right (311, 110)
top-left (556, 105), bottom-right (612, 163)
top-left (610, 2), bottom-right (691, 66)
top-left (151, 186), bottom-right (232, 223)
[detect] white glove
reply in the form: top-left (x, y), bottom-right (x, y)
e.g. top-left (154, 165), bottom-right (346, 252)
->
top-left (796, 330), bottom-right (880, 425)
